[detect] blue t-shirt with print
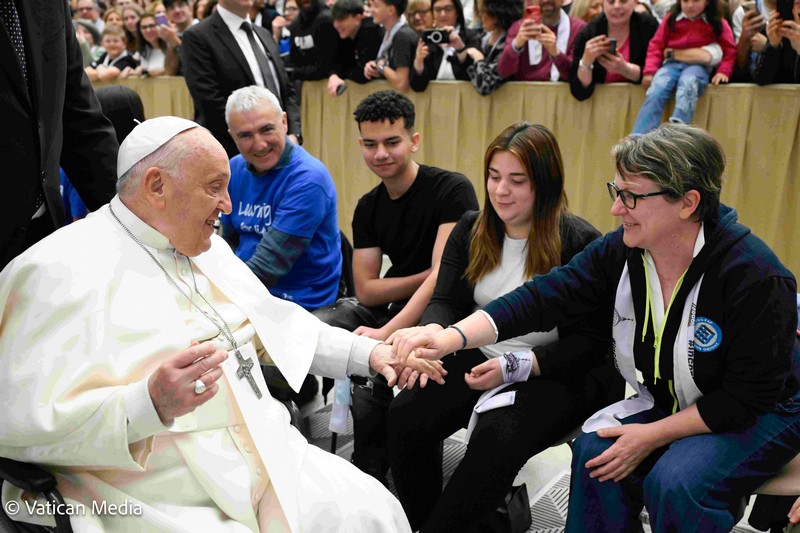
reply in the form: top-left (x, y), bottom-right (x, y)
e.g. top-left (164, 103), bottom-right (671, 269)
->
top-left (222, 143), bottom-right (341, 310)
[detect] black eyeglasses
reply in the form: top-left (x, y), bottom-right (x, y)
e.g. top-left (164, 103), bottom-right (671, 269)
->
top-left (607, 182), bottom-right (672, 209)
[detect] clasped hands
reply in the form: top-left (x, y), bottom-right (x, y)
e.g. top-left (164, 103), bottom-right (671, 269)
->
top-left (382, 324), bottom-right (507, 391)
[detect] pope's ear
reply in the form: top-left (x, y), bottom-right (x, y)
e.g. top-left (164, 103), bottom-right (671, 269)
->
top-left (143, 167), bottom-right (167, 209)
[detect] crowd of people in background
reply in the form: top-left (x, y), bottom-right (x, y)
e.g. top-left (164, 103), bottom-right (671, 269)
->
top-left (68, 0), bottom-right (800, 139)
top-left (1, 0), bottom-right (799, 531)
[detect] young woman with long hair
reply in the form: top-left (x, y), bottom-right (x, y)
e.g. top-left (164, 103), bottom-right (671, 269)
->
top-left (385, 122), bottom-right (622, 532)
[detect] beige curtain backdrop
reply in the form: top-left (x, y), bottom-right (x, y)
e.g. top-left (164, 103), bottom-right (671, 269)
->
top-left (100, 77), bottom-right (800, 276)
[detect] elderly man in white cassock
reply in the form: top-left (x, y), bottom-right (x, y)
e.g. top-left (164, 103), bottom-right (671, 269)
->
top-left (0, 117), bottom-right (441, 532)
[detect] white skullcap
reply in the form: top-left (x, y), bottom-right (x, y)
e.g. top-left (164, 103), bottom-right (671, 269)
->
top-left (117, 116), bottom-right (198, 179)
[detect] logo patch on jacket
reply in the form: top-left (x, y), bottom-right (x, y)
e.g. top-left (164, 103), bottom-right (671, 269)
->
top-left (694, 317), bottom-right (722, 352)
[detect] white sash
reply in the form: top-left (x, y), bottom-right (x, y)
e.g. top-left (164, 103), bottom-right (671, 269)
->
top-left (582, 262), bottom-right (704, 433)
top-left (527, 9), bottom-right (570, 81)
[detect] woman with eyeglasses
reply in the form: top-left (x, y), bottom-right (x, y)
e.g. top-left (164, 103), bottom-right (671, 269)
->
top-left (406, 0), bottom-right (435, 34)
top-left (385, 123), bottom-right (622, 532)
top-left (391, 123), bottom-right (800, 532)
top-left (409, 0), bottom-right (481, 91)
top-left (134, 10), bottom-right (179, 76)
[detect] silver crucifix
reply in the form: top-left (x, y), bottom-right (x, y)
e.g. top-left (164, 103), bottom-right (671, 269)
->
top-left (234, 348), bottom-right (262, 399)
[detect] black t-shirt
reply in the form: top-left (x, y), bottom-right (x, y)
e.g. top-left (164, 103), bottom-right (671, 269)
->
top-left (352, 164), bottom-right (479, 280)
top-left (387, 24), bottom-right (417, 70)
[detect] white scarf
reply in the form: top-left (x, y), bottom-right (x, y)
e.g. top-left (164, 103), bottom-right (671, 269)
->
top-left (527, 9), bottom-right (570, 81)
top-left (582, 261), bottom-right (705, 432)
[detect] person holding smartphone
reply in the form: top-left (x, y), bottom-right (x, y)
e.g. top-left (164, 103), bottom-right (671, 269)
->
top-left (409, 0), bottom-right (481, 91)
top-left (731, 0), bottom-right (769, 81)
top-left (497, 0), bottom-right (588, 81)
top-left (570, 0), bottom-right (659, 101)
top-left (754, 0), bottom-right (800, 83)
top-left (134, 10), bottom-right (181, 76)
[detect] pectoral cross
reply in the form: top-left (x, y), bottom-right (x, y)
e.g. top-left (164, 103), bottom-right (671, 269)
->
top-left (234, 348), bottom-right (262, 399)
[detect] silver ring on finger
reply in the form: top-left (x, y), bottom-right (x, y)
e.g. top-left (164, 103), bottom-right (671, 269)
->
top-left (194, 379), bottom-right (207, 395)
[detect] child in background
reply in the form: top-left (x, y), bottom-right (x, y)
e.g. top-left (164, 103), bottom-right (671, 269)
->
top-left (632, 0), bottom-right (735, 134)
top-left (85, 26), bottom-right (139, 81)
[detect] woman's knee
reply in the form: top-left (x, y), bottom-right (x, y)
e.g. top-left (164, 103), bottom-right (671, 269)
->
top-left (642, 455), bottom-right (701, 512)
top-left (572, 430), bottom-right (613, 467)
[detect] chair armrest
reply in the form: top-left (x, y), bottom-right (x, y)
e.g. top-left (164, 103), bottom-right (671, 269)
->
top-left (0, 457), bottom-right (57, 493)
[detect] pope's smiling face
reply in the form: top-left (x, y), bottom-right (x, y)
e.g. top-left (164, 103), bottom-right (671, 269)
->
top-left (159, 129), bottom-right (233, 257)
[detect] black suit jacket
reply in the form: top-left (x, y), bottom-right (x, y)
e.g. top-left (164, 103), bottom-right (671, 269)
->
top-left (181, 11), bottom-right (302, 157)
top-left (0, 0), bottom-right (118, 270)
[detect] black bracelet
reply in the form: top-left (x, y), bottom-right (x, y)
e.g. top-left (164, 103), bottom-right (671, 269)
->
top-left (447, 324), bottom-right (468, 351)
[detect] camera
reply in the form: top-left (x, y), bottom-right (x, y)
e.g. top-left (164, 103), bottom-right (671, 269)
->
top-left (422, 29), bottom-right (451, 46)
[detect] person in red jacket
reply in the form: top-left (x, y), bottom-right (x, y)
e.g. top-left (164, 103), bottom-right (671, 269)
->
top-left (631, 0), bottom-right (735, 134)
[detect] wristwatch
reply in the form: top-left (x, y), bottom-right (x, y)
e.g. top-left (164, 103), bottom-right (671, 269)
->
top-left (377, 63), bottom-right (386, 77)
top-left (578, 59), bottom-right (594, 71)
top-left (665, 48), bottom-right (674, 61)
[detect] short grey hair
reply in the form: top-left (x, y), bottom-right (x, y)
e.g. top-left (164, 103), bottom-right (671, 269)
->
top-left (612, 123), bottom-right (724, 222)
top-left (225, 86), bottom-right (283, 126)
top-left (116, 129), bottom-right (199, 198)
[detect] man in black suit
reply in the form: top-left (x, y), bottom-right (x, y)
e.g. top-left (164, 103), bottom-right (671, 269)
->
top-left (182, 0), bottom-right (303, 158)
top-left (0, 0), bottom-right (118, 271)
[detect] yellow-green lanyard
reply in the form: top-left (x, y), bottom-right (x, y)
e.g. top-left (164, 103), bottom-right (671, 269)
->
top-left (641, 254), bottom-right (687, 384)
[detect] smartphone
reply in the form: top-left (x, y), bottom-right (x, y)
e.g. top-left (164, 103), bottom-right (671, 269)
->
top-left (155, 13), bottom-right (169, 26)
top-left (741, 0), bottom-right (755, 11)
top-left (607, 37), bottom-right (617, 55)
top-left (421, 29), bottom-right (451, 46)
top-left (525, 4), bottom-right (541, 24)
top-left (336, 83), bottom-right (347, 95)
top-left (776, 0), bottom-right (794, 20)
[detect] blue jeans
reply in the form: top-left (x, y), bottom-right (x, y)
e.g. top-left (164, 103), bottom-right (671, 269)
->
top-left (565, 393), bottom-right (800, 533)
top-left (632, 61), bottom-right (710, 135)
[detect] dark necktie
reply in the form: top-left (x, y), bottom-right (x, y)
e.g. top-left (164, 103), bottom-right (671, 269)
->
top-left (0, 0), bottom-right (27, 87)
top-left (240, 21), bottom-right (280, 99)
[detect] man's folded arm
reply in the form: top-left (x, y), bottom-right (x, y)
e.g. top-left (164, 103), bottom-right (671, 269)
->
top-left (246, 228), bottom-right (311, 287)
